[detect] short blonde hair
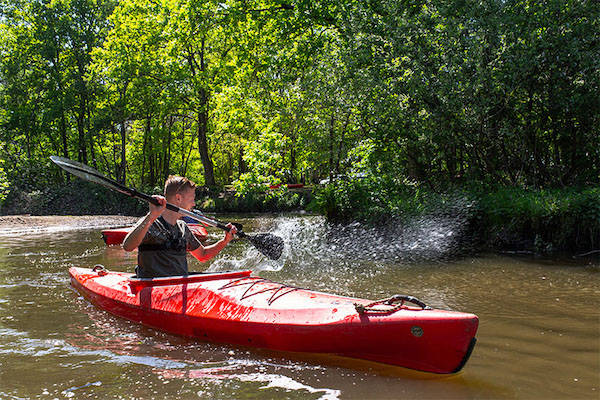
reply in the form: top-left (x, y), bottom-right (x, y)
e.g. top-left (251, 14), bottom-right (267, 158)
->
top-left (164, 175), bottom-right (196, 198)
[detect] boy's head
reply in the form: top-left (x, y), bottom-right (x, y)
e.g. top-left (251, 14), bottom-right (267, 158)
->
top-left (164, 175), bottom-right (196, 210)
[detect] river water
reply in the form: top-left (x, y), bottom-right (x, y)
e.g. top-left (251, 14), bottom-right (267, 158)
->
top-left (0, 215), bottom-right (598, 399)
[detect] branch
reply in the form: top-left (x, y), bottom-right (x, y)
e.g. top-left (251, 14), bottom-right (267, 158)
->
top-left (574, 250), bottom-right (600, 258)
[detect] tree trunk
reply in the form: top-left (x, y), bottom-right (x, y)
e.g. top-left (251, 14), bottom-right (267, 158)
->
top-left (197, 88), bottom-right (215, 186)
top-left (76, 109), bottom-right (87, 164)
top-left (116, 80), bottom-right (130, 183)
top-left (120, 120), bottom-right (127, 184)
top-left (141, 127), bottom-right (147, 186)
top-left (328, 112), bottom-right (335, 181)
top-left (238, 146), bottom-right (247, 174)
top-left (60, 109), bottom-right (70, 182)
top-left (335, 112), bottom-right (350, 174)
top-left (184, 137), bottom-right (194, 177)
top-left (87, 103), bottom-right (97, 169)
top-left (164, 117), bottom-right (171, 181)
top-left (148, 139), bottom-right (155, 187)
top-left (289, 145), bottom-right (297, 183)
top-left (75, 57), bottom-right (88, 164)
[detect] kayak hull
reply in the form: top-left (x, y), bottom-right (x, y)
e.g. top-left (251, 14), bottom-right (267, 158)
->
top-left (101, 224), bottom-right (208, 245)
top-left (69, 267), bottom-right (478, 374)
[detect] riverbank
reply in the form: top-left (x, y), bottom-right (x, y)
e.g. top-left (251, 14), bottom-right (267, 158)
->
top-left (1, 181), bottom-right (598, 255)
top-left (0, 215), bottom-right (138, 236)
top-left (0, 180), bottom-right (312, 216)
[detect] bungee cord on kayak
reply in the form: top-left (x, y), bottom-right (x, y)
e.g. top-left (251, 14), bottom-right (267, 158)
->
top-left (218, 276), bottom-right (302, 306)
top-left (354, 295), bottom-right (432, 315)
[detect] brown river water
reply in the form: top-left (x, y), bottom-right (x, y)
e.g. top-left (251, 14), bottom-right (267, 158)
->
top-left (0, 215), bottom-right (598, 399)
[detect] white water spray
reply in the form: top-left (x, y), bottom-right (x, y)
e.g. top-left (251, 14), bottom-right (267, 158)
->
top-left (208, 211), bottom-right (469, 274)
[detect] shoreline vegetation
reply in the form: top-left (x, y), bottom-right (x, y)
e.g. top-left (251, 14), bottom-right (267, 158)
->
top-left (1, 2), bottom-right (598, 258)
top-left (1, 180), bottom-right (598, 256)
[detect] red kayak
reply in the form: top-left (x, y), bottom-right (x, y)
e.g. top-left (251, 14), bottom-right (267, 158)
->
top-left (101, 224), bottom-right (208, 245)
top-left (69, 266), bottom-right (478, 374)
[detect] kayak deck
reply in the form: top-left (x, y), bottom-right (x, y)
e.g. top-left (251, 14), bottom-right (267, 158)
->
top-left (69, 266), bottom-right (478, 374)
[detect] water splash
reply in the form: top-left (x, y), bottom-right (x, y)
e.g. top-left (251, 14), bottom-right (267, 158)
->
top-left (209, 211), bottom-right (469, 273)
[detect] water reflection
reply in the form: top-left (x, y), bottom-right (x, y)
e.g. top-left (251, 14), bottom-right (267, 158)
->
top-left (0, 215), bottom-right (598, 399)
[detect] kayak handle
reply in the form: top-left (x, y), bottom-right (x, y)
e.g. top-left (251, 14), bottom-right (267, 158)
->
top-left (355, 295), bottom-right (431, 314)
top-left (92, 264), bottom-right (108, 276)
top-left (387, 295), bottom-right (430, 309)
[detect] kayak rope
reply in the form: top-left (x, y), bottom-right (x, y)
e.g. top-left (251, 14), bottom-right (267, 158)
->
top-left (92, 264), bottom-right (108, 276)
top-left (218, 277), bottom-right (302, 305)
top-left (354, 295), bottom-right (431, 315)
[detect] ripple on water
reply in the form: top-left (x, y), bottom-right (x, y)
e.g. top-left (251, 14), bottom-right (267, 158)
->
top-left (1, 215), bottom-right (598, 399)
top-left (1, 322), bottom-right (341, 399)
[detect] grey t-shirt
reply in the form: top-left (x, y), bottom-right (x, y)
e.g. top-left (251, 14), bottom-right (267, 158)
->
top-left (135, 216), bottom-right (202, 278)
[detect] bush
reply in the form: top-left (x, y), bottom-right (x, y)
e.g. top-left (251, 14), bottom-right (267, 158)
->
top-left (199, 186), bottom-right (311, 213)
top-left (312, 181), bottom-right (600, 253)
top-left (0, 166), bottom-right (9, 207)
top-left (476, 187), bottom-right (600, 252)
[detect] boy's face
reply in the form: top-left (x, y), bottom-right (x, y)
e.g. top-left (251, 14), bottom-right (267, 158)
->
top-left (174, 187), bottom-right (196, 211)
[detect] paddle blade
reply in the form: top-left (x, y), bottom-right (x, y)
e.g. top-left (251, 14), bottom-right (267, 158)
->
top-left (246, 233), bottom-right (284, 260)
top-left (50, 156), bottom-right (132, 196)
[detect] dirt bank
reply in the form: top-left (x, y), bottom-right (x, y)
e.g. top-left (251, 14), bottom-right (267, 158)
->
top-left (0, 215), bottom-right (139, 235)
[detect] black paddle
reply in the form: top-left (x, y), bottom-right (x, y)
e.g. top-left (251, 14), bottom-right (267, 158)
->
top-left (50, 156), bottom-right (284, 260)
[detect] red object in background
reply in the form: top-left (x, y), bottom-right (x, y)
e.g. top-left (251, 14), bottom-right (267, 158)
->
top-left (101, 223), bottom-right (208, 245)
top-left (268, 183), bottom-right (304, 189)
top-left (69, 267), bottom-right (478, 374)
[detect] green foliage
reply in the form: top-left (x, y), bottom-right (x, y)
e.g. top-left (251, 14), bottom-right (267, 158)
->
top-left (476, 187), bottom-right (600, 252)
top-left (2, 0), bottom-right (598, 193)
top-left (0, 166), bottom-right (9, 207)
top-left (313, 181), bottom-right (600, 253)
top-left (232, 173), bottom-right (271, 197)
top-left (199, 187), bottom-right (310, 213)
top-left (312, 175), bottom-right (465, 221)
top-left (0, 0), bottom-right (598, 258)
top-left (243, 128), bottom-right (291, 177)
top-left (334, 0), bottom-right (600, 186)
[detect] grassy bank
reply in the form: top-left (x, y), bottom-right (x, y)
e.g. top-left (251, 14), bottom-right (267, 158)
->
top-left (311, 179), bottom-right (600, 254)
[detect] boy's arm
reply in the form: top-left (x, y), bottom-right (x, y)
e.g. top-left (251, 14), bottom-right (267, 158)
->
top-left (123, 195), bottom-right (166, 251)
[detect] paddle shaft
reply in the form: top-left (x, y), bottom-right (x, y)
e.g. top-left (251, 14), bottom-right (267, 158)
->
top-left (49, 156), bottom-right (293, 258)
top-left (125, 188), bottom-right (247, 237)
top-left (49, 156), bottom-right (242, 237)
